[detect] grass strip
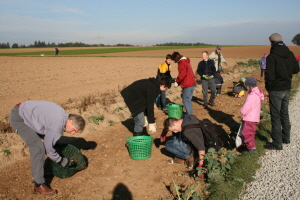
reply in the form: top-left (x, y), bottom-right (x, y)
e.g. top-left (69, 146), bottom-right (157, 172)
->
top-left (0, 46), bottom-right (214, 56)
top-left (207, 73), bottom-right (300, 200)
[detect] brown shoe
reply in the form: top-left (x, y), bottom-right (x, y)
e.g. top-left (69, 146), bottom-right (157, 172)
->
top-left (34, 184), bottom-right (57, 195)
top-left (185, 156), bottom-right (194, 169)
top-left (167, 157), bottom-right (185, 165)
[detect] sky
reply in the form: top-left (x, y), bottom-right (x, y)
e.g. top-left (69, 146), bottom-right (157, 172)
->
top-left (1, 0), bottom-right (300, 46)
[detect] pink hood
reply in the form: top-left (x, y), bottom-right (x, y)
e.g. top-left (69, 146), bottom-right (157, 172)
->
top-left (240, 87), bottom-right (264, 122)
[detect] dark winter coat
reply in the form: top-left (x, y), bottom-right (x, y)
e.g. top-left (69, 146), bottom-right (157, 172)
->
top-left (197, 59), bottom-right (216, 79)
top-left (121, 78), bottom-right (161, 123)
top-left (265, 42), bottom-right (299, 91)
top-left (182, 114), bottom-right (205, 151)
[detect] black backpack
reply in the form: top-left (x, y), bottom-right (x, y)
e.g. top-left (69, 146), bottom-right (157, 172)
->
top-left (182, 119), bottom-right (223, 151)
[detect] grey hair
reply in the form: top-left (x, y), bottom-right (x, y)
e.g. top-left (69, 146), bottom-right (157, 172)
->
top-left (68, 114), bottom-right (86, 133)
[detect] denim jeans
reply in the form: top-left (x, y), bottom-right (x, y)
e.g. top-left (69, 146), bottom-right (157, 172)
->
top-left (182, 85), bottom-right (196, 114)
top-left (133, 112), bottom-right (145, 133)
top-left (165, 132), bottom-right (192, 160)
top-left (269, 90), bottom-right (291, 145)
top-left (156, 91), bottom-right (166, 109)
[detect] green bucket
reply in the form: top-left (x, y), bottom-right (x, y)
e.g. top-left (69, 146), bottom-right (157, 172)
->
top-left (52, 144), bottom-right (87, 179)
top-left (125, 136), bottom-right (154, 160)
top-left (166, 103), bottom-right (183, 118)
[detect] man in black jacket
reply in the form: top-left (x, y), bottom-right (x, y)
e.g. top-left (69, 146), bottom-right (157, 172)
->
top-left (121, 76), bottom-right (171, 136)
top-left (264, 33), bottom-right (299, 150)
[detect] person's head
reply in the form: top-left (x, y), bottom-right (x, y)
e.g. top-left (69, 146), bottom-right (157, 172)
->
top-left (163, 118), bottom-right (183, 133)
top-left (269, 33), bottom-right (283, 45)
top-left (216, 46), bottom-right (221, 53)
top-left (202, 51), bottom-right (209, 60)
top-left (159, 76), bottom-right (171, 91)
top-left (245, 77), bottom-right (257, 92)
top-left (263, 52), bottom-right (268, 57)
top-left (65, 114), bottom-right (86, 134)
top-left (166, 54), bottom-right (172, 64)
top-left (171, 52), bottom-right (182, 63)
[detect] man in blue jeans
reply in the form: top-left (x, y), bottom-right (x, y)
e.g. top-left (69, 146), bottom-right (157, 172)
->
top-left (162, 115), bottom-right (206, 177)
top-left (264, 33), bottom-right (299, 150)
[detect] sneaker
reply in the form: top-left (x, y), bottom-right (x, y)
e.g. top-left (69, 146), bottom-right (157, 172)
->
top-left (209, 100), bottom-right (215, 106)
top-left (162, 108), bottom-right (168, 114)
top-left (248, 149), bottom-right (257, 153)
top-left (264, 142), bottom-right (283, 150)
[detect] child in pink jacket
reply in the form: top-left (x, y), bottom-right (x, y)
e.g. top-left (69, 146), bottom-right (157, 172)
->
top-left (240, 77), bottom-right (264, 153)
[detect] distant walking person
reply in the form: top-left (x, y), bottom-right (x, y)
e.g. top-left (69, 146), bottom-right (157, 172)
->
top-left (209, 46), bottom-right (228, 72)
top-left (259, 53), bottom-right (268, 79)
top-left (197, 51), bottom-right (216, 108)
top-left (171, 52), bottom-right (196, 114)
top-left (8, 101), bottom-right (86, 195)
top-left (54, 48), bottom-right (59, 56)
top-left (264, 33), bottom-right (299, 150)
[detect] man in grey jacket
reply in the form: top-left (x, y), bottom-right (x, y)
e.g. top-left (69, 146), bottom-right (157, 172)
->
top-left (209, 46), bottom-right (228, 72)
top-left (9, 101), bottom-right (86, 195)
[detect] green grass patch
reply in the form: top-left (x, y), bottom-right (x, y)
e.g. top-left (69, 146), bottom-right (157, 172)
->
top-left (0, 46), bottom-right (215, 56)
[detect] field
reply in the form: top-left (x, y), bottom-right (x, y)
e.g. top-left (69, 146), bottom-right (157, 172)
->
top-left (0, 46), bottom-right (299, 199)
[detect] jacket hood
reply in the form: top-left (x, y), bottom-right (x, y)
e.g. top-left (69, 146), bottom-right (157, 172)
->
top-left (250, 87), bottom-right (264, 101)
top-left (178, 57), bottom-right (190, 64)
top-left (182, 114), bottom-right (199, 128)
top-left (270, 42), bottom-right (290, 59)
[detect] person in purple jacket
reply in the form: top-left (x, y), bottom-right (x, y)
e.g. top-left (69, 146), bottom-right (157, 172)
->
top-left (240, 77), bottom-right (264, 153)
top-left (8, 101), bottom-right (85, 195)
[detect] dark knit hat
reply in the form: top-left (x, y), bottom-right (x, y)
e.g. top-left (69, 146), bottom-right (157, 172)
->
top-left (269, 33), bottom-right (282, 42)
top-left (245, 77), bottom-right (257, 87)
top-left (216, 46), bottom-right (221, 50)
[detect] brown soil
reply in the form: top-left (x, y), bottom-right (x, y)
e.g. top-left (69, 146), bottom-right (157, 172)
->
top-left (0, 46), bottom-right (299, 200)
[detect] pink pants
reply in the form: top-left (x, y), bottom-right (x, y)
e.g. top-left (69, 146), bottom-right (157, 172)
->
top-left (242, 121), bottom-right (257, 149)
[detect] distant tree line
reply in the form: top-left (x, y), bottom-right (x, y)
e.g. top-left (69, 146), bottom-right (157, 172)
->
top-left (0, 41), bottom-right (135, 48)
top-left (155, 42), bottom-right (212, 46)
top-left (0, 40), bottom-right (214, 49)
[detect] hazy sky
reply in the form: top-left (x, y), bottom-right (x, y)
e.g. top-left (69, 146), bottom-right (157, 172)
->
top-left (1, 0), bottom-right (299, 46)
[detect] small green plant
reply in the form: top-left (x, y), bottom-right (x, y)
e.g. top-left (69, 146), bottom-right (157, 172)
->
top-left (113, 106), bottom-right (127, 113)
top-left (173, 96), bottom-right (181, 101)
top-left (88, 115), bottom-right (105, 125)
top-left (167, 90), bottom-right (173, 95)
top-left (118, 113), bottom-right (125, 119)
top-left (171, 180), bottom-right (203, 200)
top-left (108, 120), bottom-right (117, 126)
top-left (2, 149), bottom-right (11, 156)
top-left (242, 70), bottom-right (251, 75)
top-left (197, 148), bottom-right (237, 183)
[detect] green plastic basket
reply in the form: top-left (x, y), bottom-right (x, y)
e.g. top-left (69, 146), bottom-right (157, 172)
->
top-left (52, 144), bottom-right (87, 179)
top-left (166, 103), bottom-right (183, 118)
top-left (125, 136), bottom-right (154, 160)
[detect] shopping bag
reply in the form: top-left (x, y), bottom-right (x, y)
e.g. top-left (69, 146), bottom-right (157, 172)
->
top-left (235, 122), bottom-right (243, 148)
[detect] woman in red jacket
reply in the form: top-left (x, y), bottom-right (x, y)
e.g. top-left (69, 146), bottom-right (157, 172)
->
top-left (171, 52), bottom-right (196, 114)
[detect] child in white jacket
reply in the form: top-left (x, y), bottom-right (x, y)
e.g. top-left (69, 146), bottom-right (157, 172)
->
top-left (240, 77), bottom-right (264, 153)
